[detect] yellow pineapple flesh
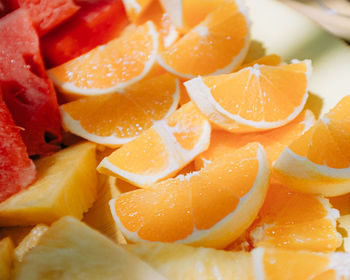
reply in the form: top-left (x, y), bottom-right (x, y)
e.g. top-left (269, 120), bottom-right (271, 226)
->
top-left (0, 237), bottom-right (14, 280)
top-left (13, 216), bottom-right (167, 280)
top-left (15, 224), bottom-right (49, 262)
top-left (0, 142), bottom-right (98, 226)
top-left (126, 242), bottom-right (254, 280)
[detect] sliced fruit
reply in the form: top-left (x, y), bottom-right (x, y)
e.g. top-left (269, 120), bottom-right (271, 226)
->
top-left (0, 95), bottom-right (36, 203)
top-left (60, 73), bottom-right (179, 146)
top-left (0, 238), bottom-right (14, 280)
top-left (274, 95), bottom-right (350, 196)
top-left (6, 0), bottom-right (80, 36)
top-left (195, 109), bottom-right (315, 170)
top-left (0, 142), bottom-right (98, 226)
top-left (48, 21), bottom-right (159, 96)
top-left (252, 247), bottom-right (350, 280)
top-left (41, 0), bottom-right (128, 67)
top-left (84, 176), bottom-right (127, 244)
top-left (137, 0), bottom-right (179, 48)
top-left (338, 215), bottom-right (350, 253)
top-left (157, 0), bottom-right (250, 78)
top-left (185, 59), bottom-right (311, 133)
top-left (13, 216), bottom-right (167, 280)
top-left (14, 224), bottom-right (49, 262)
top-left (97, 102), bottom-right (211, 187)
top-left (110, 142), bottom-right (270, 248)
top-left (122, 0), bottom-right (153, 22)
top-left (0, 9), bottom-right (62, 155)
top-left (159, 0), bottom-right (227, 32)
top-left (247, 183), bottom-right (341, 252)
top-left (127, 242), bottom-right (254, 280)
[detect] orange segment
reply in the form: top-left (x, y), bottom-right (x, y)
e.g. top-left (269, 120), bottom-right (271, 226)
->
top-left (137, 1), bottom-right (180, 48)
top-left (122, 0), bottom-right (154, 22)
top-left (109, 142), bottom-right (270, 248)
top-left (248, 183), bottom-right (341, 252)
top-left (274, 95), bottom-right (350, 196)
top-left (60, 74), bottom-right (179, 146)
top-left (157, 0), bottom-right (250, 78)
top-left (159, 0), bottom-right (227, 31)
top-left (97, 102), bottom-right (211, 186)
top-left (185, 60), bottom-right (311, 133)
top-left (48, 21), bottom-right (159, 97)
top-left (236, 54), bottom-right (283, 70)
top-left (195, 109), bottom-right (315, 170)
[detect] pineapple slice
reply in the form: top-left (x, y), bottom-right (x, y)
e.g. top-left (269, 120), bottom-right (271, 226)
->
top-left (13, 216), bottom-right (167, 280)
top-left (15, 224), bottom-right (49, 262)
top-left (126, 243), bottom-right (254, 280)
top-left (0, 237), bottom-right (14, 280)
top-left (0, 142), bottom-right (98, 226)
top-left (84, 176), bottom-right (127, 244)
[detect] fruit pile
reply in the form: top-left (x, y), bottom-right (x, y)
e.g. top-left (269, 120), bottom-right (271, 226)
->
top-left (1, 0), bottom-right (350, 279)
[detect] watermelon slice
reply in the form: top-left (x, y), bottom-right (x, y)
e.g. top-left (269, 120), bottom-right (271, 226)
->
top-left (0, 9), bottom-right (62, 156)
top-left (41, 0), bottom-right (128, 67)
top-left (0, 93), bottom-right (36, 203)
top-left (6, 0), bottom-right (80, 36)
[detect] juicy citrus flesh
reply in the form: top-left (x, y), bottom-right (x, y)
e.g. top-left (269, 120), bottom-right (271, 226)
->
top-left (195, 109), bottom-right (315, 170)
top-left (158, 0), bottom-right (250, 78)
top-left (60, 73), bottom-right (180, 146)
top-left (48, 21), bottom-right (159, 96)
top-left (97, 102), bottom-right (211, 187)
top-left (247, 183), bottom-right (341, 252)
top-left (274, 95), bottom-right (350, 196)
top-left (185, 60), bottom-right (311, 133)
top-left (109, 142), bottom-right (270, 248)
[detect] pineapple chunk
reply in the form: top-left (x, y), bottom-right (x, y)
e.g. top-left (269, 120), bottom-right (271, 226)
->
top-left (15, 224), bottom-right (49, 262)
top-left (126, 243), bottom-right (254, 280)
top-left (84, 176), bottom-right (127, 244)
top-left (0, 142), bottom-right (98, 226)
top-left (0, 237), bottom-right (14, 280)
top-left (13, 216), bottom-right (167, 280)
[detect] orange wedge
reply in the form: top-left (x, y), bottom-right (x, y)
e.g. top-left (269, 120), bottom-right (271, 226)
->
top-left (195, 109), bottom-right (315, 169)
top-left (237, 53), bottom-right (283, 70)
top-left (122, 0), bottom-right (154, 22)
top-left (252, 247), bottom-right (350, 280)
top-left (157, 0), bottom-right (250, 79)
top-left (274, 95), bottom-right (350, 196)
top-left (60, 74), bottom-right (179, 146)
top-left (48, 21), bottom-right (159, 97)
top-left (159, 0), bottom-right (227, 32)
top-left (248, 183), bottom-right (341, 252)
top-left (137, 1), bottom-right (180, 48)
top-left (109, 142), bottom-right (270, 248)
top-left (185, 59), bottom-right (311, 133)
top-left (97, 102), bottom-right (211, 187)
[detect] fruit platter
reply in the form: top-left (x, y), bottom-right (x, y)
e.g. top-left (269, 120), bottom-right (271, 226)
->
top-left (1, 0), bottom-right (350, 279)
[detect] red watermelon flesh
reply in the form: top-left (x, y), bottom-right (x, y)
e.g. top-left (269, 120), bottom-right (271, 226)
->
top-left (41, 0), bottom-right (128, 67)
top-left (6, 0), bottom-right (80, 36)
top-left (0, 9), bottom-right (62, 156)
top-left (0, 93), bottom-right (36, 203)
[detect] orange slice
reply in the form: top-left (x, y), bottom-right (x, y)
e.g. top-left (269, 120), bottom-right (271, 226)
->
top-left (48, 21), bottom-right (159, 97)
top-left (195, 109), bottom-right (315, 169)
top-left (158, 0), bottom-right (227, 32)
top-left (185, 60), bottom-right (311, 133)
top-left (248, 183), bottom-right (341, 252)
top-left (137, 1), bottom-right (180, 48)
top-left (252, 247), bottom-right (350, 280)
top-left (122, 0), bottom-right (154, 22)
top-left (109, 142), bottom-right (270, 248)
top-left (97, 102), bottom-right (211, 187)
top-left (157, 0), bottom-right (250, 79)
top-left (60, 74), bottom-right (179, 146)
top-left (274, 95), bottom-right (350, 196)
